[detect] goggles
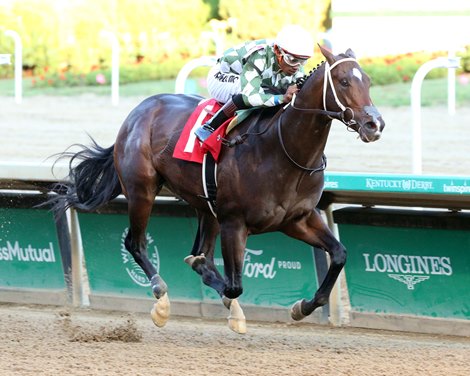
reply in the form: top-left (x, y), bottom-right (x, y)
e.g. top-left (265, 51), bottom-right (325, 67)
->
top-left (279, 48), bottom-right (308, 67)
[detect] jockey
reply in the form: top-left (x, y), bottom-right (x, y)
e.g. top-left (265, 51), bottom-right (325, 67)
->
top-left (194, 24), bottom-right (314, 142)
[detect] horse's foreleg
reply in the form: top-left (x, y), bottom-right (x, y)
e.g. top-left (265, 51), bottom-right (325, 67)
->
top-left (283, 210), bottom-right (346, 321)
top-left (220, 219), bottom-right (247, 300)
top-left (218, 220), bottom-right (248, 333)
top-left (185, 214), bottom-right (246, 333)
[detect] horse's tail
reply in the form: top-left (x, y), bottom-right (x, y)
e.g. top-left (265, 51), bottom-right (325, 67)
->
top-left (46, 138), bottom-right (122, 214)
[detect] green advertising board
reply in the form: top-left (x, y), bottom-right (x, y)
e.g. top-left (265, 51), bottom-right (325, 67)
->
top-left (0, 208), bottom-right (65, 289)
top-left (79, 211), bottom-right (318, 308)
top-left (335, 208), bottom-right (470, 320)
top-left (79, 212), bottom-right (202, 300)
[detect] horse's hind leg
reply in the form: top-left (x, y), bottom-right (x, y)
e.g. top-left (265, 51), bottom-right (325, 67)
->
top-left (125, 189), bottom-right (171, 327)
top-left (117, 148), bottom-right (170, 327)
top-left (125, 198), bottom-right (167, 298)
top-left (282, 210), bottom-right (346, 321)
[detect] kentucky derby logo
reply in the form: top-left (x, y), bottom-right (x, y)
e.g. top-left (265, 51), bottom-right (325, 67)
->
top-left (120, 228), bottom-right (160, 287)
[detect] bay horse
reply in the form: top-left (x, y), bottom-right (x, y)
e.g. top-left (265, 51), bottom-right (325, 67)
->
top-left (49, 45), bottom-right (384, 333)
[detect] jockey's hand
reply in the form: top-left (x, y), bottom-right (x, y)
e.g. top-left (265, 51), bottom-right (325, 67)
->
top-left (283, 84), bottom-right (299, 103)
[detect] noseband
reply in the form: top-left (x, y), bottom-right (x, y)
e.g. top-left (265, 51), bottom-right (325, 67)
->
top-left (276, 57), bottom-right (360, 174)
top-left (225, 57), bottom-right (363, 175)
top-left (289, 57), bottom-right (359, 128)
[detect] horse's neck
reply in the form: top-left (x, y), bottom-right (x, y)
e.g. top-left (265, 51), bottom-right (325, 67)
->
top-left (275, 74), bottom-right (331, 163)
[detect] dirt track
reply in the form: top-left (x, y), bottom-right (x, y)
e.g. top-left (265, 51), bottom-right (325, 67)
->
top-left (0, 303), bottom-right (469, 376)
top-left (1, 95), bottom-right (470, 375)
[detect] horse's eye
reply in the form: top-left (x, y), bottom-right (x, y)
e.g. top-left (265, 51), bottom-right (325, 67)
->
top-left (340, 79), bottom-right (349, 87)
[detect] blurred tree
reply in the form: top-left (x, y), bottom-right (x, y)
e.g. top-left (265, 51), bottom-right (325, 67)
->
top-left (203, 0), bottom-right (220, 20)
top-left (0, 0), bottom-right (62, 72)
top-left (218, 0), bottom-right (331, 49)
top-left (0, 0), bottom-right (333, 80)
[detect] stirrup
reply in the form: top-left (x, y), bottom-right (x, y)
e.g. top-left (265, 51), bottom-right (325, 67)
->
top-left (194, 124), bottom-right (214, 142)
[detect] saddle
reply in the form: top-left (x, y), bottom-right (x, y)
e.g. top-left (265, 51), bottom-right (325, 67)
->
top-left (172, 98), bottom-right (271, 215)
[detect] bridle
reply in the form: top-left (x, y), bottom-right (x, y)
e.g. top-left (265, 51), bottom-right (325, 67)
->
top-left (322, 58), bottom-right (358, 127)
top-left (288, 57), bottom-right (358, 128)
top-left (278, 57), bottom-right (360, 174)
top-left (224, 56), bottom-right (363, 174)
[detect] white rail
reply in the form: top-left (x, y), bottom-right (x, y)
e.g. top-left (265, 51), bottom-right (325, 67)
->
top-left (174, 56), bottom-right (217, 94)
top-left (3, 30), bottom-right (22, 104)
top-left (411, 55), bottom-right (460, 174)
top-left (100, 31), bottom-right (120, 106)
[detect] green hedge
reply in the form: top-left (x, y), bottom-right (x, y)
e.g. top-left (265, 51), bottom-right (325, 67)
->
top-left (358, 50), bottom-right (464, 86)
top-left (27, 49), bottom-right (461, 90)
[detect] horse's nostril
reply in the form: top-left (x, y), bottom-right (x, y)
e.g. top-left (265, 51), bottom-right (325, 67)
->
top-left (365, 122), bottom-right (378, 131)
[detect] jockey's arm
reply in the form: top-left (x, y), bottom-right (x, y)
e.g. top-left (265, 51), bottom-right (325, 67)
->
top-left (240, 56), bottom-right (284, 107)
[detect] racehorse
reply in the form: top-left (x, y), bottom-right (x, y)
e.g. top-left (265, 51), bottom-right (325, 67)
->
top-left (48, 45), bottom-right (385, 333)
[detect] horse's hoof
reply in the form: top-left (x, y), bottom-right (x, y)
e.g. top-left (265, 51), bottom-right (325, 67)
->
top-left (183, 255), bottom-right (195, 267)
top-left (227, 299), bottom-right (246, 334)
top-left (150, 292), bottom-right (170, 328)
top-left (291, 299), bottom-right (307, 321)
top-left (183, 254), bottom-right (205, 268)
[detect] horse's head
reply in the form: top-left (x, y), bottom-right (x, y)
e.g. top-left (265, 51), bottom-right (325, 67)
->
top-left (319, 45), bottom-right (385, 143)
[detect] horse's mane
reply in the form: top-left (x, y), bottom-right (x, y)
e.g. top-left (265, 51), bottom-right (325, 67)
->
top-left (295, 60), bottom-right (325, 90)
top-left (237, 60), bottom-right (327, 131)
top-left (246, 61), bottom-right (327, 126)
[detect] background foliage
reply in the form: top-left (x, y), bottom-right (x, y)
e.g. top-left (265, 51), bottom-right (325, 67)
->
top-left (0, 0), bottom-right (213, 75)
top-left (0, 0), bottom-right (468, 89)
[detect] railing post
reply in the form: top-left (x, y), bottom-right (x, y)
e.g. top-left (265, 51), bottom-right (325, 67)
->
top-left (69, 208), bottom-right (85, 307)
top-left (174, 56), bottom-right (217, 94)
top-left (100, 31), bottom-right (120, 106)
top-left (411, 56), bottom-right (460, 174)
top-left (447, 49), bottom-right (456, 116)
top-left (4, 30), bottom-right (22, 104)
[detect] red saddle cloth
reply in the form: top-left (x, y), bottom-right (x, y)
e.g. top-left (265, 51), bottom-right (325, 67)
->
top-left (173, 98), bottom-right (231, 164)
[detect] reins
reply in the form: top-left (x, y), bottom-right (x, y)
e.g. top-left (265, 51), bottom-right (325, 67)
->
top-left (276, 114), bottom-right (327, 175)
top-left (288, 57), bottom-right (358, 127)
top-left (275, 56), bottom-right (360, 173)
top-left (223, 56), bottom-right (360, 174)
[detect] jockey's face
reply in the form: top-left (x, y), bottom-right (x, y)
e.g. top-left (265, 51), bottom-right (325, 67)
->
top-left (274, 45), bottom-right (308, 76)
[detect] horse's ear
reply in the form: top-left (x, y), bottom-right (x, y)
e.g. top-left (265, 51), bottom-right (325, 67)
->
top-left (318, 44), bottom-right (336, 65)
top-left (345, 48), bottom-right (356, 59)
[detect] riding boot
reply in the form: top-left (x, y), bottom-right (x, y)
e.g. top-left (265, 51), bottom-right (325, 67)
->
top-left (194, 94), bottom-right (247, 142)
